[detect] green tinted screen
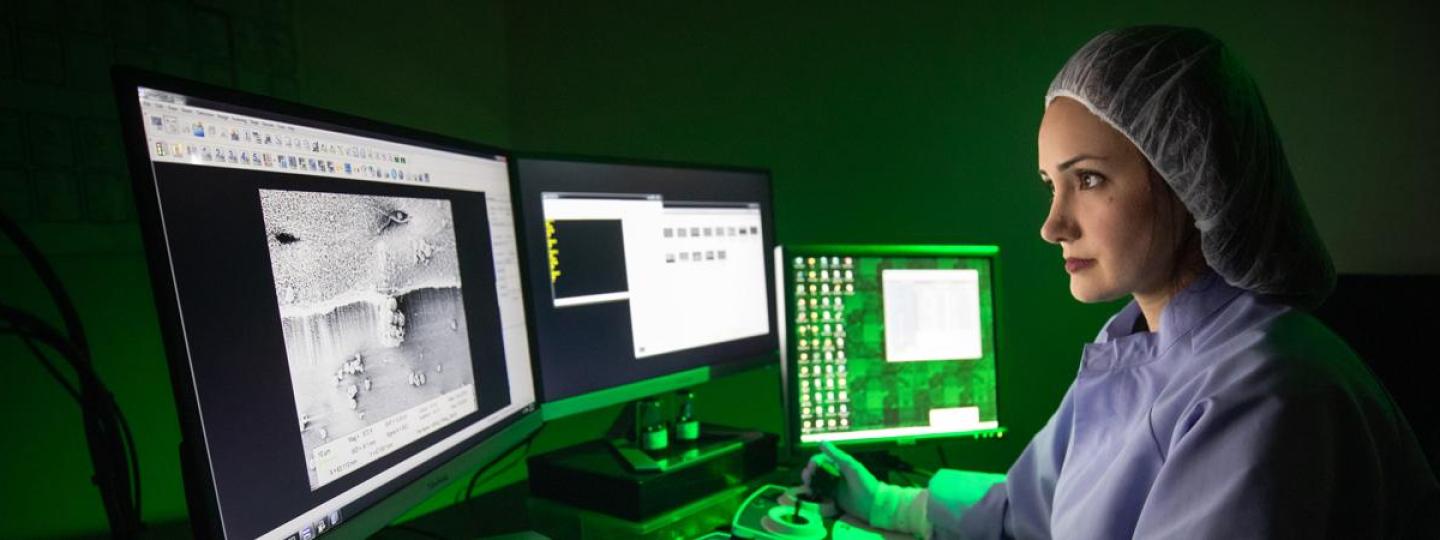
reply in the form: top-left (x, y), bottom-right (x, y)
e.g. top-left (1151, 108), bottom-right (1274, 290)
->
top-left (784, 245), bottom-right (1002, 446)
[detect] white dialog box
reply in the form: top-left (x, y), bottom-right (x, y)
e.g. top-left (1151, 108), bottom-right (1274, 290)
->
top-left (882, 269), bottom-right (982, 362)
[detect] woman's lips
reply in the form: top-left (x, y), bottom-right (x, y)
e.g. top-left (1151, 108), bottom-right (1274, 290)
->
top-left (1065, 258), bottom-right (1096, 273)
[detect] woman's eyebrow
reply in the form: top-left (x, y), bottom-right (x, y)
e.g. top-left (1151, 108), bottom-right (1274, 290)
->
top-left (1056, 154), bottom-right (1106, 172)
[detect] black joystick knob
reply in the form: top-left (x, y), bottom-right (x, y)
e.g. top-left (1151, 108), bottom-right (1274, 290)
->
top-left (808, 459), bottom-right (841, 500)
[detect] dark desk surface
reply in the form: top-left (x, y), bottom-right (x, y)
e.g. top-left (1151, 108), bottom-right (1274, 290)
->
top-left (109, 461), bottom-right (813, 539)
top-left (104, 463), bottom-right (935, 539)
top-left (373, 465), bottom-right (803, 539)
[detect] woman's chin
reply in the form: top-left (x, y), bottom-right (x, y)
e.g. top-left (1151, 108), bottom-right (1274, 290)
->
top-left (1069, 278), bottom-right (1123, 304)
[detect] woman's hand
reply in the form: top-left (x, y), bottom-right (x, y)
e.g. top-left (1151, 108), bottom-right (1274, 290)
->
top-left (801, 441), bottom-right (882, 520)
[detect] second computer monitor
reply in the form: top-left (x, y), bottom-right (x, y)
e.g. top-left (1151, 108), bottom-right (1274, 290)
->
top-left (781, 245), bottom-right (1004, 447)
top-left (512, 156), bottom-right (779, 417)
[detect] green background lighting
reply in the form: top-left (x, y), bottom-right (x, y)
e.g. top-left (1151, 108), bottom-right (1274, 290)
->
top-left (2, 1), bottom-right (1438, 536)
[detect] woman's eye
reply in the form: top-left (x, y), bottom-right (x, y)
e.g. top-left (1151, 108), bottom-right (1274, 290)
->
top-left (1079, 172), bottom-right (1104, 190)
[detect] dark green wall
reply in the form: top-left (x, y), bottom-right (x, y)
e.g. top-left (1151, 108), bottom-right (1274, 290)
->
top-left (0, 0), bottom-right (510, 536)
top-left (3, 0), bottom-right (1438, 536)
top-left (506, 0), bottom-right (1440, 272)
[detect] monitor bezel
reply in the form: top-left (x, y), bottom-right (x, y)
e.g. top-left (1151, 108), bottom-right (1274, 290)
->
top-left (777, 244), bottom-right (1007, 452)
top-left (111, 66), bottom-right (541, 539)
top-left (507, 152), bottom-right (780, 420)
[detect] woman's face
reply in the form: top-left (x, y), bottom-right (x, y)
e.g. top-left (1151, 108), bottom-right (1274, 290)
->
top-left (1037, 97), bottom-right (1182, 303)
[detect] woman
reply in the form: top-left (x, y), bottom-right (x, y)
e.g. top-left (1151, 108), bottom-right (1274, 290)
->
top-left (804, 25), bottom-right (1439, 539)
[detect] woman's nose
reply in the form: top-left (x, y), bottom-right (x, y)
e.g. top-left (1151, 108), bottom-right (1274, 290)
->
top-left (1040, 196), bottom-right (1076, 245)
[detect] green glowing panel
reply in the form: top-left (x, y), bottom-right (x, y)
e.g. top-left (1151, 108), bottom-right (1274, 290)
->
top-left (784, 245), bottom-right (1002, 446)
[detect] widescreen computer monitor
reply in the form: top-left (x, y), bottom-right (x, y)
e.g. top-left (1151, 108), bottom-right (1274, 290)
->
top-left (511, 156), bottom-right (778, 419)
top-left (779, 245), bottom-right (1005, 447)
top-left (113, 69), bottom-right (540, 539)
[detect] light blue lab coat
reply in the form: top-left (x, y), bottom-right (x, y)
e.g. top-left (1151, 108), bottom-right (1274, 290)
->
top-left (928, 270), bottom-right (1440, 539)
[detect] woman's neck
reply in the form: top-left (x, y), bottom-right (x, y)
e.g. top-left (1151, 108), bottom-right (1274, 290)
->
top-left (1132, 268), bottom-right (1205, 333)
top-left (1133, 293), bottom-right (1167, 334)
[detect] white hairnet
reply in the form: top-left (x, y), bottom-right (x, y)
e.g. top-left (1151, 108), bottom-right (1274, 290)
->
top-left (1045, 26), bottom-right (1334, 310)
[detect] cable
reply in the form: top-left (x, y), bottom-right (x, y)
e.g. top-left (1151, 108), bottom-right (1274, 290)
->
top-left (432, 438), bottom-right (544, 539)
top-left (459, 426), bottom-right (543, 504)
top-left (936, 444), bottom-right (952, 470)
top-left (81, 384), bottom-right (139, 536)
top-left (0, 303), bottom-right (83, 360)
top-left (14, 331), bottom-right (81, 403)
top-left (7, 314), bottom-right (141, 536)
top-left (386, 426), bottom-right (544, 540)
top-left (116, 395), bottom-right (142, 519)
top-left (0, 204), bottom-right (89, 366)
top-left (16, 332), bottom-right (142, 522)
top-left (460, 425), bottom-right (544, 503)
top-left (0, 209), bottom-right (141, 538)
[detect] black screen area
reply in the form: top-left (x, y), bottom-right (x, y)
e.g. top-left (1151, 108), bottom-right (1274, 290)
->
top-left (514, 158), bottom-right (778, 403)
top-left (152, 163), bottom-right (511, 538)
top-left (551, 219), bottom-right (629, 298)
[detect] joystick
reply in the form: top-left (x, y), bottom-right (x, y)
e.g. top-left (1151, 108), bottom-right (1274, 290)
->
top-left (731, 459), bottom-right (842, 540)
top-left (733, 485), bottom-right (827, 539)
top-left (732, 483), bottom-right (908, 539)
top-left (770, 455), bottom-right (841, 519)
top-left (760, 503), bottom-right (826, 539)
top-left (806, 458), bottom-right (842, 503)
top-left (776, 486), bottom-right (838, 520)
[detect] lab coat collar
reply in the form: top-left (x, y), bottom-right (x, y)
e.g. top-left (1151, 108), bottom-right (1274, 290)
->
top-left (1081, 269), bottom-right (1242, 371)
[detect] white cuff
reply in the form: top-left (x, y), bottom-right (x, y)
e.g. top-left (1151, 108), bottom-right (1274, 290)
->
top-left (869, 484), bottom-right (931, 537)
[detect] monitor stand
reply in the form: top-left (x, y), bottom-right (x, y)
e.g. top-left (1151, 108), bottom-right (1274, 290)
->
top-left (605, 400), bottom-right (746, 473)
top-left (607, 431), bottom-right (747, 473)
top-left (526, 409), bottom-right (779, 521)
